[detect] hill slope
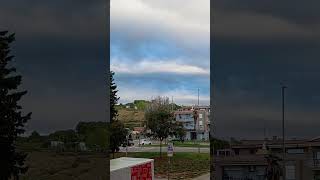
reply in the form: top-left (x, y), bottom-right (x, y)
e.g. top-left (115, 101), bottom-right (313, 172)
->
top-left (117, 109), bottom-right (145, 129)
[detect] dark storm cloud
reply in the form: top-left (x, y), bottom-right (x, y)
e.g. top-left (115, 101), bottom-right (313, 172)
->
top-left (213, 1), bottom-right (320, 138)
top-left (1, 0), bottom-right (106, 39)
top-left (1, 0), bottom-right (107, 134)
top-left (215, 0), bottom-right (320, 26)
top-left (213, 0), bottom-right (320, 41)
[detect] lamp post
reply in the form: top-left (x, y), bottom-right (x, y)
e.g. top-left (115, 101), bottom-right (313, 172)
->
top-left (281, 84), bottom-right (287, 180)
top-left (198, 88), bottom-right (200, 153)
top-left (126, 135), bottom-right (129, 157)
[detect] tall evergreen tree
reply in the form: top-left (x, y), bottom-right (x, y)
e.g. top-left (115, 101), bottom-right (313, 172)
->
top-left (109, 71), bottom-right (126, 158)
top-left (110, 71), bottom-right (119, 123)
top-left (0, 31), bottom-right (31, 179)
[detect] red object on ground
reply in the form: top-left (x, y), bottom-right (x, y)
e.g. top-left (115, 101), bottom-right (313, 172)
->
top-left (131, 162), bottom-right (152, 180)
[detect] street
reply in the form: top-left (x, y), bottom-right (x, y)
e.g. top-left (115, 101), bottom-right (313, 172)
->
top-left (120, 145), bottom-right (209, 153)
top-left (120, 139), bottom-right (209, 153)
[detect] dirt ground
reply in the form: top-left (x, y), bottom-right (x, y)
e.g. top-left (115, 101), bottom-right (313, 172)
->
top-left (20, 151), bottom-right (109, 180)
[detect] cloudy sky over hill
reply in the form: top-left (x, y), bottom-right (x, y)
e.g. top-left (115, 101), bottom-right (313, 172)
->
top-left (3, 0), bottom-right (319, 138)
top-left (110, 0), bottom-right (210, 105)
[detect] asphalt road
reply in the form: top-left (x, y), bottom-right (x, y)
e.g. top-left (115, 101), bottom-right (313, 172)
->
top-left (120, 139), bottom-right (209, 153)
top-left (119, 145), bottom-right (209, 153)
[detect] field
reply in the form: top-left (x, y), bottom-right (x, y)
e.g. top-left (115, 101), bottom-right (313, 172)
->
top-left (19, 151), bottom-right (209, 180)
top-left (20, 151), bottom-right (109, 180)
top-left (113, 152), bottom-right (210, 179)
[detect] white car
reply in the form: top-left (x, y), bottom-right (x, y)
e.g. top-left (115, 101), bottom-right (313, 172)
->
top-left (139, 139), bottom-right (152, 145)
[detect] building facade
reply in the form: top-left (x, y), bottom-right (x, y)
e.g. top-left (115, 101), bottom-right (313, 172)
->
top-left (174, 106), bottom-right (210, 141)
top-left (214, 137), bottom-right (320, 180)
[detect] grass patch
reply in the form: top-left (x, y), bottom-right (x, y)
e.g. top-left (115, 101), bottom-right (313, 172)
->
top-left (113, 152), bottom-right (209, 179)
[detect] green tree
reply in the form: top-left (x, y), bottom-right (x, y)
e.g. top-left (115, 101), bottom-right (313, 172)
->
top-left (211, 138), bottom-right (230, 150)
top-left (110, 121), bottom-right (127, 158)
top-left (49, 130), bottom-right (78, 143)
top-left (28, 131), bottom-right (41, 142)
top-left (145, 96), bottom-right (175, 157)
top-left (0, 31), bottom-right (31, 179)
top-left (86, 127), bottom-right (109, 151)
top-left (75, 121), bottom-right (110, 151)
top-left (110, 71), bottom-right (119, 123)
top-left (174, 122), bottom-right (186, 142)
top-left (133, 100), bottom-right (150, 110)
top-left (76, 121), bottom-right (107, 135)
top-left (109, 71), bottom-right (126, 158)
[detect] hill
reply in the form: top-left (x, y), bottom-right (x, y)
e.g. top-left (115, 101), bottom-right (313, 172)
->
top-left (117, 109), bottom-right (145, 129)
top-left (116, 100), bottom-right (182, 129)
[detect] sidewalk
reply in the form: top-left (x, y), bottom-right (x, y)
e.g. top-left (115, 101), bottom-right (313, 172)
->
top-left (193, 173), bottom-right (210, 180)
top-left (155, 173), bottom-right (210, 180)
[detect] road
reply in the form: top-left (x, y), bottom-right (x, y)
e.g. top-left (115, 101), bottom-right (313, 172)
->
top-left (120, 139), bottom-right (209, 153)
top-left (119, 145), bottom-right (209, 153)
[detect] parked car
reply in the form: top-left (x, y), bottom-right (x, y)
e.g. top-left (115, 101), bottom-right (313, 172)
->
top-left (122, 138), bottom-right (134, 147)
top-left (139, 139), bottom-right (152, 145)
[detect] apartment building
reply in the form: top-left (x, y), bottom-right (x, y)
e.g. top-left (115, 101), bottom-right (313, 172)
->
top-left (214, 137), bottom-right (320, 180)
top-left (174, 106), bottom-right (210, 141)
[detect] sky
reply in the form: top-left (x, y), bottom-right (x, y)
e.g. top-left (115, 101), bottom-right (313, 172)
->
top-left (213, 0), bottom-right (320, 139)
top-left (110, 0), bottom-right (210, 106)
top-left (0, 0), bottom-right (107, 134)
top-left (2, 0), bottom-right (319, 138)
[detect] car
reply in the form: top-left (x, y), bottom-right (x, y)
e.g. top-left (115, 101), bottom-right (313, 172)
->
top-left (128, 138), bottom-right (134, 146)
top-left (122, 138), bottom-right (134, 147)
top-left (139, 139), bottom-right (152, 145)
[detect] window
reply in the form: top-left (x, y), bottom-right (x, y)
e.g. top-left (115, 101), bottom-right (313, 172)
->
top-left (248, 166), bottom-right (256, 172)
top-left (226, 151), bottom-right (230, 156)
top-left (286, 165), bottom-right (295, 180)
top-left (315, 175), bottom-right (320, 180)
top-left (199, 121), bottom-right (203, 126)
top-left (250, 149), bottom-right (255, 154)
top-left (287, 148), bottom-right (304, 154)
top-left (199, 114), bottom-right (203, 118)
top-left (234, 149), bottom-right (239, 155)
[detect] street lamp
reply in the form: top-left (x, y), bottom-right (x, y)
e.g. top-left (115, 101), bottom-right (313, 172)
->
top-left (281, 84), bottom-right (287, 179)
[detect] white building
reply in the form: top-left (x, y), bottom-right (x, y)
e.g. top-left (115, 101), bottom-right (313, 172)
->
top-left (174, 106), bottom-right (210, 141)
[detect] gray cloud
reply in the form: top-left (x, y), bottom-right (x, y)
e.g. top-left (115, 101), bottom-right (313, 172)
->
top-left (0, 0), bottom-right (107, 39)
top-left (215, 0), bottom-right (320, 26)
top-left (1, 0), bottom-right (107, 134)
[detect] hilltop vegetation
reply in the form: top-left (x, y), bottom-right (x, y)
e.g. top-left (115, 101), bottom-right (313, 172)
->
top-left (116, 100), bottom-right (150, 111)
top-left (115, 100), bottom-right (182, 129)
top-left (117, 109), bottom-right (145, 128)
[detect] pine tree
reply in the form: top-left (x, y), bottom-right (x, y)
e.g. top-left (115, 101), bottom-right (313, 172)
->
top-left (109, 71), bottom-right (126, 158)
top-left (0, 31), bottom-right (31, 179)
top-left (110, 71), bottom-right (119, 123)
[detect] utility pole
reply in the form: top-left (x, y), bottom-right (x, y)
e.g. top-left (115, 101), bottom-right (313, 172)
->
top-left (281, 84), bottom-right (287, 180)
top-left (171, 96), bottom-right (173, 111)
top-left (198, 88), bottom-right (200, 153)
top-left (198, 88), bottom-right (200, 107)
top-left (126, 135), bottom-right (128, 157)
